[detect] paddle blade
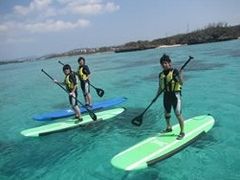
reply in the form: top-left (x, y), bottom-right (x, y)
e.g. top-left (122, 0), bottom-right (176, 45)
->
top-left (131, 114), bottom-right (143, 126)
top-left (96, 88), bottom-right (104, 97)
top-left (87, 109), bottom-right (97, 121)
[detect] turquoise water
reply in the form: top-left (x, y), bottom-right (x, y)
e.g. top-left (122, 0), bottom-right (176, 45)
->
top-left (0, 40), bottom-right (240, 179)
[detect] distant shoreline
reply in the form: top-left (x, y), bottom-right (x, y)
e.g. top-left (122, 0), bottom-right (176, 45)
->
top-left (1, 24), bottom-right (240, 65)
top-left (156, 44), bottom-right (184, 48)
top-left (1, 39), bottom-right (239, 66)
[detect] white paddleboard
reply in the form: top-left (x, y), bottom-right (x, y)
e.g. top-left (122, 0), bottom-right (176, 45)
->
top-left (111, 115), bottom-right (215, 171)
top-left (21, 108), bottom-right (125, 137)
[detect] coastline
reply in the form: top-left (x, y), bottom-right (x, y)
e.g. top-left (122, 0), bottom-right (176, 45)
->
top-left (1, 39), bottom-right (239, 66)
top-left (1, 24), bottom-right (240, 65)
top-left (156, 44), bottom-right (185, 48)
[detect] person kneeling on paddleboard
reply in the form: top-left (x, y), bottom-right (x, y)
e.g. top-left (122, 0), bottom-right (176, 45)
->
top-left (158, 54), bottom-right (185, 140)
top-left (55, 64), bottom-right (83, 124)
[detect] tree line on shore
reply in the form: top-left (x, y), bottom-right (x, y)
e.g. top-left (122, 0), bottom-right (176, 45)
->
top-left (1, 23), bottom-right (240, 64)
top-left (47, 23), bottom-right (240, 55)
top-left (115, 23), bottom-right (240, 52)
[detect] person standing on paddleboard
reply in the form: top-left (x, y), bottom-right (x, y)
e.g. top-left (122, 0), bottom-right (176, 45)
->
top-left (55, 64), bottom-right (82, 123)
top-left (158, 54), bottom-right (185, 140)
top-left (77, 57), bottom-right (93, 108)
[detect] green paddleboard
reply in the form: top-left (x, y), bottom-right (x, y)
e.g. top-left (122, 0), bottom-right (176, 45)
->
top-left (111, 115), bottom-right (215, 171)
top-left (21, 108), bottom-right (125, 137)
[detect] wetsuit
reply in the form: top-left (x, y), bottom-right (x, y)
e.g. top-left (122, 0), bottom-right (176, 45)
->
top-left (159, 68), bottom-right (182, 115)
top-left (64, 72), bottom-right (78, 106)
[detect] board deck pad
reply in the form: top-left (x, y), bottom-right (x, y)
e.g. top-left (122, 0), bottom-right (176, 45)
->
top-left (22, 108), bottom-right (125, 137)
top-left (32, 97), bottom-right (127, 121)
top-left (111, 115), bottom-right (215, 171)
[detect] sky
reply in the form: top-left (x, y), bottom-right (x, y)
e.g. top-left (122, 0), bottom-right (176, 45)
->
top-left (0, 0), bottom-right (240, 60)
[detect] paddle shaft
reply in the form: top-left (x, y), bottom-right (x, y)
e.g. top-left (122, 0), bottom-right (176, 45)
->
top-left (41, 69), bottom-right (97, 120)
top-left (41, 69), bottom-right (84, 105)
top-left (180, 56), bottom-right (193, 71)
top-left (140, 90), bottom-right (163, 116)
top-left (88, 83), bottom-right (97, 89)
top-left (147, 56), bottom-right (193, 112)
top-left (132, 56), bottom-right (193, 126)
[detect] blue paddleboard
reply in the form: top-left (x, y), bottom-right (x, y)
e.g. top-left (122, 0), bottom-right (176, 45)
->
top-left (33, 97), bottom-right (127, 121)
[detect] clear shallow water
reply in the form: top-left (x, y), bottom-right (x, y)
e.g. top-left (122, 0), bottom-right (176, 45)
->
top-left (0, 40), bottom-right (240, 180)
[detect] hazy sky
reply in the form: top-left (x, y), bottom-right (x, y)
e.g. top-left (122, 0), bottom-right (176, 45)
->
top-left (0, 0), bottom-right (239, 60)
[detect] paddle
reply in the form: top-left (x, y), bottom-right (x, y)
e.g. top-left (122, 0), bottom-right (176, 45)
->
top-left (41, 69), bottom-right (97, 121)
top-left (58, 61), bottom-right (105, 97)
top-left (88, 83), bottom-right (104, 97)
top-left (131, 56), bottom-right (193, 126)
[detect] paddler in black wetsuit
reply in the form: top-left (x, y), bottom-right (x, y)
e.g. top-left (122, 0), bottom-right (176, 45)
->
top-left (55, 64), bottom-right (82, 124)
top-left (77, 57), bottom-right (93, 108)
top-left (157, 54), bottom-right (185, 140)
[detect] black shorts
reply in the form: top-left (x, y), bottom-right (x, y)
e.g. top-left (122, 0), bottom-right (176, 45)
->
top-left (163, 92), bottom-right (182, 115)
top-left (69, 91), bottom-right (78, 106)
top-left (80, 80), bottom-right (90, 96)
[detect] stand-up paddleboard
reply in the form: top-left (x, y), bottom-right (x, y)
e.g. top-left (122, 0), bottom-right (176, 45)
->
top-left (32, 97), bottom-right (127, 121)
top-left (22, 108), bottom-right (125, 137)
top-left (111, 115), bottom-right (215, 171)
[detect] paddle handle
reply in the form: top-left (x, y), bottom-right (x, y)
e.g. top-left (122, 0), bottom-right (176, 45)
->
top-left (58, 60), bottom-right (65, 66)
top-left (152, 56), bottom-right (193, 106)
top-left (41, 69), bottom-right (54, 81)
top-left (153, 56), bottom-right (193, 111)
top-left (180, 56), bottom-right (193, 71)
top-left (41, 69), bottom-right (67, 93)
top-left (41, 69), bottom-right (82, 104)
top-left (132, 56), bottom-right (193, 126)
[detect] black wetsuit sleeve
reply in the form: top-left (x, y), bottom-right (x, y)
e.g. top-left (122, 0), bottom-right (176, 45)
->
top-left (173, 69), bottom-right (180, 82)
top-left (69, 73), bottom-right (77, 85)
top-left (173, 69), bottom-right (179, 76)
top-left (83, 65), bottom-right (90, 75)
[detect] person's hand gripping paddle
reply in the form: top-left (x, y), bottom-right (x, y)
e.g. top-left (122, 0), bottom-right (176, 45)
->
top-left (131, 56), bottom-right (193, 126)
top-left (58, 61), bottom-right (104, 97)
top-left (41, 69), bottom-right (97, 121)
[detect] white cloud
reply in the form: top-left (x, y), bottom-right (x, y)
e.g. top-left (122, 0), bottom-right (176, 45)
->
top-left (66, 1), bottom-right (120, 15)
top-left (12, 0), bottom-right (119, 17)
top-left (0, 19), bottom-right (90, 34)
top-left (24, 19), bottom-right (90, 33)
top-left (0, 22), bottom-right (20, 34)
top-left (69, 2), bottom-right (102, 15)
top-left (0, 1), bottom-right (119, 34)
top-left (105, 2), bottom-right (120, 13)
top-left (14, 0), bottom-right (52, 15)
